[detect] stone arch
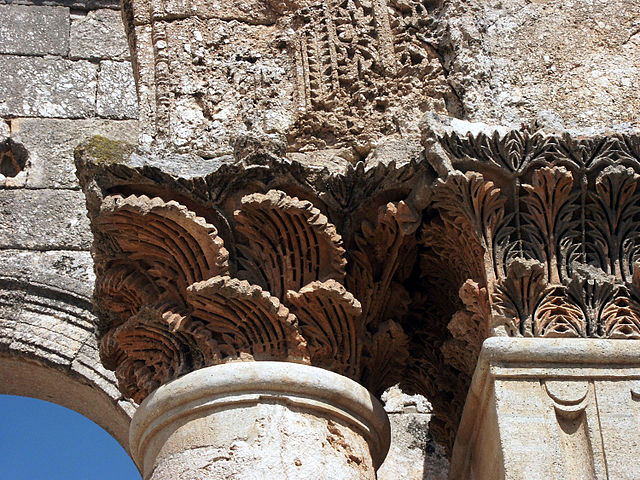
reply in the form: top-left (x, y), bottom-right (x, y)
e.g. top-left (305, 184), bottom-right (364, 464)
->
top-left (0, 272), bottom-right (136, 454)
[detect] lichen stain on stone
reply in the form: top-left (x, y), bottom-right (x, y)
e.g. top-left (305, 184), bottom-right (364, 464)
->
top-left (75, 135), bottom-right (134, 166)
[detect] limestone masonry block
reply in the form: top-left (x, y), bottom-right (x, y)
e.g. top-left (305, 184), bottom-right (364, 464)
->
top-left (70, 9), bottom-right (130, 61)
top-left (97, 60), bottom-right (138, 119)
top-left (0, 189), bottom-right (92, 250)
top-left (0, 56), bottom-right (97, 118)
top-left (9, 118), bottom-right (138, 188)
top-left (0, 5), bottom-right (69, 56)
top-left (0, 0), bottom-right (119, 9)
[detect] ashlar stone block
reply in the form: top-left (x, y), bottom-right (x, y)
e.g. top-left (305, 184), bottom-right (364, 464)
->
top-left (0, 5), bottom-right (69, 56)
top-left (70, 9), bottom-right (130, 61)
top-left (97, 60), bottom-right (138, 119)
top-left (0, 57), bottom-right (97, 118)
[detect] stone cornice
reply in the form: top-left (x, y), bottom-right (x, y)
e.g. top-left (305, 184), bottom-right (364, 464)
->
top-left (76, 124), bottom-right (640, 454)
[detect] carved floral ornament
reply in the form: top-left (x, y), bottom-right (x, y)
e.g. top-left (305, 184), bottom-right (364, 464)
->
top-left (78, 126), bottom-right (640, 454)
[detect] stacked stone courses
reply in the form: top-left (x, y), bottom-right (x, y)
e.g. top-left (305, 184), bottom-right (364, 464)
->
top-left (0, 0), bottom-right (138, 453)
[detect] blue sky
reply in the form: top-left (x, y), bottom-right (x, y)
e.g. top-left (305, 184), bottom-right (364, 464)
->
top-left (0, 395), bottom-right (140, 479)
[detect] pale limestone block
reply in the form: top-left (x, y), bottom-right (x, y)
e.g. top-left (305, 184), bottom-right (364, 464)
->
top-left (452, 338), bottom-right (640, 480)
top-left (0, 189), bottom-right (92, 250)
top-left (0, 5), bottom-right (69, 56)
top-left (0, 57), bottom-right (97, 118)
top-left (70, 9), bottom-right (130, 60)
top-left (97, 60), bottom-right (138, 119)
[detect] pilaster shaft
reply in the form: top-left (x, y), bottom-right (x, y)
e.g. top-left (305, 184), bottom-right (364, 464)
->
top-left (452, 338), bottom-right (640, 480)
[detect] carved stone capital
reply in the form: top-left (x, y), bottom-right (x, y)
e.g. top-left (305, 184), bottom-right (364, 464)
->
top-left (76, 140), bottom-right (430, 411)
top-left (405, 122), bottom-right (640, 451)
top-left (77, 122), bottom-right (640, 458)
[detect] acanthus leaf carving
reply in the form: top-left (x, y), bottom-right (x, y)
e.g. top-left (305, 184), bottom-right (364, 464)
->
top-left (285, 279), bottom-right (362, 378)
top-left (234, 190), bottom-right (346, 300)
top-left (95, 194), bottom-right (229, 300)
top-left (186, 276), bottom-right (308, 363)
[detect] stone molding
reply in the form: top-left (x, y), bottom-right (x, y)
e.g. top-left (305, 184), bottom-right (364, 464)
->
top-left (451, 337), bottom-right (640, 479)
top-left (130, 361), bottom-right (390, 477)
top-left (76, 123), bottom-right (640, 454)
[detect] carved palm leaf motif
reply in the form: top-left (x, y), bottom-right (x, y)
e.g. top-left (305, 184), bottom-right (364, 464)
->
top-left (615, 134), bottom-right (640, 164)
top-left (534, 286), bottom-right (586, 338)
top-left (431, 171), bottom-right (507, 284)
top-left (588, 166), bottom-right (640, 283)
top-left (286, 279), bottom-right (362, 378)
top-left (186, 276), bottom-right (308, 362)
top-left (601, 286), bottom-right (640, 339)
top-left (553, 134), bottom-right (621, 173)
top-left (101, 306), bottom-right (202, 404)
top-left (95, 194), bottom-right (229, 299)
top-left (493, 259), bottom-right (547, 336)
top-left (440, 127), bottom-right (551, 176)
top-left (421, 218), bottom-right (485, 288)
top-left (520, 166), bottom-right (577, 284)
top-left (234, 190), bottom-right (346, 300)
top-left (93, 263), bottom-right (160, 329)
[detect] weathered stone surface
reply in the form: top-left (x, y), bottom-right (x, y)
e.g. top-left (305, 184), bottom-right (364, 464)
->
top-left (379, 386), bottom-right (450, 480)
top-left (0, 0), bottom-right (119, 9)
top-left (0, 249), bottom-right (94, 291)
top-left (124, 0), bottom-right (457, 160)
top-left (97, 60), bottom-right (138, 119)
top-left (9, 118), bottom-right (138, 188)
top-left (0, 57), bottom-right (97, 118)
top-left (0, 189), bottom-right (92, 250)
top-left (379, 414), bottom-right (449, 480)
top-left (70, 9), bottom-right (130, 60)
top-left (452, 338), bottom-right (640, 480)
top-left (131, 362), bottom-right (390, 479)
top-left (442, 0), bottom-right (640, 129)
top-left (0, 5), bottom-right (69, 56)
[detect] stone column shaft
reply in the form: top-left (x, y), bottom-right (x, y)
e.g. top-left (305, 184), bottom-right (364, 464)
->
top-left (130, 362), bottom-right (390, 480)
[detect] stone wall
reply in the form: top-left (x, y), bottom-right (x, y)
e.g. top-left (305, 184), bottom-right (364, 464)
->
top-left (0, 0), bottom-right (138, 451)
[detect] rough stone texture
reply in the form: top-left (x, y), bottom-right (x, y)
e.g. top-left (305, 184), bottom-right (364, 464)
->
top-left (379, 386), bottom-right (450, 480)
top-left (452, 338), bottom-right (640, 480)
top-left (0, 249), bottom-right (94, 291)
top-left (0, 0), bottom-right (120, 9)
top-left (442, 0), bottom-right (640, 129)
top-left (97, 60), bottom-right (138, 119)
top-left (0, 5), bottom-right (70, 56)
top-left (0, 56), bottom-right (97, 118)
top-left (0, 189), bottom-right (92, 250)
top-left (8, 118), bottom-right (138, 188)
top-left (125, 0), bottom-right (457, 160)
top-left (70, 9), bottom-right (130, 60)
